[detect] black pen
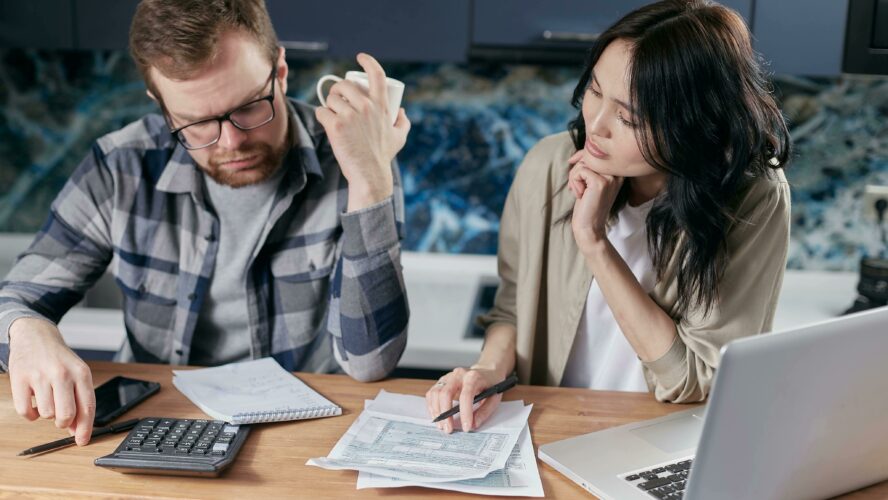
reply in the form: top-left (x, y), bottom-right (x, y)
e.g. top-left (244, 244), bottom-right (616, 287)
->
top-left (432, 374), bottom-right (519, 423)
top-left (17, 418), bottom-right (141, 456)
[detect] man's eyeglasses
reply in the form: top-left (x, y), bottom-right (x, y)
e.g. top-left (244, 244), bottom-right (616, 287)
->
top-left (170, 68), bottom-right (277, 150)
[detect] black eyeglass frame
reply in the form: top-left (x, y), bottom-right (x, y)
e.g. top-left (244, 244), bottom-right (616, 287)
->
top-left (169, 67), bottom-right (278, 150)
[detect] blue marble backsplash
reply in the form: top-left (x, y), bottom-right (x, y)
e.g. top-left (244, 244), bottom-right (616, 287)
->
top-left (1, 49), bottom-right (887, 270)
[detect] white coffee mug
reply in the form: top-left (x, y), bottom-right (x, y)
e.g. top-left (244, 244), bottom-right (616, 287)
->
top-left (316, 71), bottom-right (405, 125)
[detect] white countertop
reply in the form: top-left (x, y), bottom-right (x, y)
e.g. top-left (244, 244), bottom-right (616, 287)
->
top-left (398, 252), bottom-right (495, 369)
top-left (771, 270), bottom-right (858, 332)
top-left (58, 308), bottom-right (126, 352)
top-left (54, 252), bottom-right (861, 370)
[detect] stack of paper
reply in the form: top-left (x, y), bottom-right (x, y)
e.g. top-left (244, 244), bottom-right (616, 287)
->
top-left (307, 390), bottom-right (543, 496)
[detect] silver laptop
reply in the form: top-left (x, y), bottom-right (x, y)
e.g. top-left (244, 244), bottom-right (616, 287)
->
top-left (538, 305), bottom-right (888, 500)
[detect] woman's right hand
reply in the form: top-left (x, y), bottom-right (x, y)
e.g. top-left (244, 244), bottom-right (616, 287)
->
top-left (425, 366), bottom-right (505, 434)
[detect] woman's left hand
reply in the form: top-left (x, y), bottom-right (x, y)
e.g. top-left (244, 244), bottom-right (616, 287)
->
top-left (567, 150), bottom-right (624, 254)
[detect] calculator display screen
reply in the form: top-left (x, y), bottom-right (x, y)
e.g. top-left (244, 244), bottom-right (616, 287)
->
top-left (94, 376), bottom-right (158, 425)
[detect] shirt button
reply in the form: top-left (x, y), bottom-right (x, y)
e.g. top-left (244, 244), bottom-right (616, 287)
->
top-left (188, 293), bottom-right (196, 300)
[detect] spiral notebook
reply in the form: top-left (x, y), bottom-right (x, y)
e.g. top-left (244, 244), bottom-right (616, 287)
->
top-left (172, 357), bottom-right (342, 424)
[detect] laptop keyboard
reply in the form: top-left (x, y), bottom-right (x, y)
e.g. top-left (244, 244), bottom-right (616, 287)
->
top-left (620, 457), bottom-right (694, 499)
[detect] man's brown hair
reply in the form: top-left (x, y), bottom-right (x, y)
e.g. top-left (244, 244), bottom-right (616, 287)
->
top-left (129, 0), bottom-right (279, 95)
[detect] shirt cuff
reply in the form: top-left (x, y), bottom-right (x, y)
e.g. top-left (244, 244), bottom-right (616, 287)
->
top-left (341, 196), bottom-right (400, 258)
top-left (641, 334), bottom-right (688, 390)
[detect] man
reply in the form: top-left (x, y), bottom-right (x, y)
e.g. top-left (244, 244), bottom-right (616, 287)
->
top-left (0, 0), bottom-right (410, 447)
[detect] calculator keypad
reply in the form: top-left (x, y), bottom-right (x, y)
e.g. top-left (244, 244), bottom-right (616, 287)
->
top-left (96, 417), bottom-right (250, 476)
top-left (122, 418), bottom-right (237, 457)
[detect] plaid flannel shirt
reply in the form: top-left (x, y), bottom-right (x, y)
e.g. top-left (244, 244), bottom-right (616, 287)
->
top-left (0, 98), bottom-right (408, 381)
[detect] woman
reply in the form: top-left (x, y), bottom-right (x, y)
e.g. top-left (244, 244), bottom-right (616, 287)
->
top-left (426, 0), bottom-right (792, 434)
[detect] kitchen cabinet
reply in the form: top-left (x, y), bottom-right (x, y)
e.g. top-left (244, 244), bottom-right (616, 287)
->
top-left (74, 0), bottom-right (139, 50)
top-left (0, 0), bottom-right (859, 75)
top-left (842, 0), bottom-right (887, 75)
top-left (2, 0), bottom-right (471, 62)
top-left (753, 0), bottom-right (849, 75)
top-left (472, 0), bottom-right (654, 48)
top-left (469, 0), bottom-right (754, 62)
top-left (471, 0), bottom-right (753, 46)
top-left (0, 0), bottom-right (140, 51)
top-left (0, 0), bottom-right (75, 49)
top-left (261, 0), bottom-right (470, 62)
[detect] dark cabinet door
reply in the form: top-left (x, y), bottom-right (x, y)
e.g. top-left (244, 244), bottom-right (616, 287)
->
top-left (0, 0), bottom-right (75, 49)
top-left (74, 0), bottom-right (139, 50)
top-left (266, 0), bottom-right (470, 62)
top-left (471, 0), bottom-right (753, 48)
top-left (473, 0), bottom-right (649, 47)
top-left (753, 0), bottom-right (850, 76)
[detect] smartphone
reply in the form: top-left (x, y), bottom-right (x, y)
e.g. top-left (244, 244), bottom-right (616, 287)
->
top-left (93, 376), bottom-right (161, 426)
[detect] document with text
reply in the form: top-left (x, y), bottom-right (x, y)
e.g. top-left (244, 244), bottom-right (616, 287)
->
top-left (357, 425), bottom-right (543, 496)
top-left (355, 391), bottom-right (542, 496)
top-left (307, 390), bottom-right (535, 486)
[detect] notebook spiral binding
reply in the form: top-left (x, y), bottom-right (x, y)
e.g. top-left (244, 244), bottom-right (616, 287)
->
top-left (233, 405), bottom-right (342, 424)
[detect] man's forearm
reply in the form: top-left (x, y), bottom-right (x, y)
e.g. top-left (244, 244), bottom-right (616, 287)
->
top-left (331, 251), bottom-right (408, 381)
top-left (346, 164), bottom-right (394, 212)
top-left (332, 196), bottom-right (408, 381)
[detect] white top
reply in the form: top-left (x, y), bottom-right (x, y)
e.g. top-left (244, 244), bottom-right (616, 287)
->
top-left (561, 199), bottom-right (657, 392)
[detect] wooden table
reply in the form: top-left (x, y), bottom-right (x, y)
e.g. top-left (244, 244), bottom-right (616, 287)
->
top-left (1, 361), bottom-right (885, 499)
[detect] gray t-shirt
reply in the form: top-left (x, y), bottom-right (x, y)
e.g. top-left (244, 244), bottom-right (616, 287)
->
top-left (189, 166), bottom-right (286, 365)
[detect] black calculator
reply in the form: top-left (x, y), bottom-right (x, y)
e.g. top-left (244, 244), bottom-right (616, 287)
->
top-left (95, 417), bottom-right (250, 477)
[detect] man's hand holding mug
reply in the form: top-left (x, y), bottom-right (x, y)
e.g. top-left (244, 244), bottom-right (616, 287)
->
top-left (315, 53), bottom-right (410, 212)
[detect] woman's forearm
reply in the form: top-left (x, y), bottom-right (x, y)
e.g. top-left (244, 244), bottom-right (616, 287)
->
top-left (473, 323), bottom-right (517, 378)
top-left (584, 240), bottom-right (677, 362)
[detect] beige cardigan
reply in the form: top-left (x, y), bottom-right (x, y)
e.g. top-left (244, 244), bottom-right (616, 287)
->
top-left (478, 132), bottom-right (791, 403)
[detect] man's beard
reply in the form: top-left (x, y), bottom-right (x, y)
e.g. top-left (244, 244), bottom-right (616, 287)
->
top-left (201, 141), bottom-right (288, 188)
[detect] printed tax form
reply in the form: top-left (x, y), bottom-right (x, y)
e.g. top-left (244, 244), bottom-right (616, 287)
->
top-left (308, 390), bottom-right (542, 496)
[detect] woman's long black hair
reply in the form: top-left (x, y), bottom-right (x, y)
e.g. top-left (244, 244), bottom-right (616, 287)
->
top-left (565, 0), bottom-right (791, 318)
